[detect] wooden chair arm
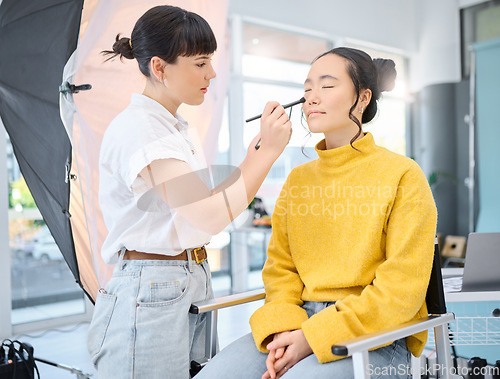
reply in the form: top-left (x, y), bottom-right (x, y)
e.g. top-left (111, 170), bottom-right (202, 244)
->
top-left (190, 288), bottom-right (265, 314)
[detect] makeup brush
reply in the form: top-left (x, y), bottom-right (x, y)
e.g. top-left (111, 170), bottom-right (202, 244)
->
top-left (247, 97), bottom-right (305, 150)
top-left (245, 97), bottom-right (305, 123)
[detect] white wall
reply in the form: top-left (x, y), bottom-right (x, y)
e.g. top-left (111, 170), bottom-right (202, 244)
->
top-left (228, 0), bottom-right (464, 92)
top-left (229, 0), bottom-right (417, 52)
top-left (410, 0), bottom-right (462, 91)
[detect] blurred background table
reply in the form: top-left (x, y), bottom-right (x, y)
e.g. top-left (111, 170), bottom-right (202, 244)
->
top-left (229, 226), bottom-right (272, 293)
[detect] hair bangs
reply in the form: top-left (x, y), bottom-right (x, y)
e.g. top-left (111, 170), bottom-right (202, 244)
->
top-left (178, 13), bottom-right (217, 57)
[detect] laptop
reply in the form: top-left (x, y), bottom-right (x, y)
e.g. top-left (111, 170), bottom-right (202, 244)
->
top-left (443, 232), bottom-right (500, 292)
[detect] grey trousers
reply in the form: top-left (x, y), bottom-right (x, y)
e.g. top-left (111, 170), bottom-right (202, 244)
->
top-left (197, 301), bottom-right (411, 379)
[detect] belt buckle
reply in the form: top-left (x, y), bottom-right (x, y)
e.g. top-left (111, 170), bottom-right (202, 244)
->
top-left (193, 247), bottom-right (205, 264)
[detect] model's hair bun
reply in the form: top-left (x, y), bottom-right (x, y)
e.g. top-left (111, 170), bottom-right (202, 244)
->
top-left (102, 34), bottom-right (134, 61)
top-left (373, 58), bottom-right (396, 92)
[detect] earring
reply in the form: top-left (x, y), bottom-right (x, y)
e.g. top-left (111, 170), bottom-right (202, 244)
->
top-left (359, 107), bottom-right (364, 114)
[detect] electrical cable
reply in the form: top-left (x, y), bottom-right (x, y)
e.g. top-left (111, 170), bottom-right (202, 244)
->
top-left (13, 321), bottom-right (90, 339)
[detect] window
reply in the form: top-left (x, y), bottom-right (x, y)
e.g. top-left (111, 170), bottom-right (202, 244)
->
top-left (7, 135), bottom-right (88, 326)
top-left (243, 23), bottom-right (329, 68)
top-left (460, 0), bottom-right (500, 78)
top-left (345, 44), bottom-right (409, 156)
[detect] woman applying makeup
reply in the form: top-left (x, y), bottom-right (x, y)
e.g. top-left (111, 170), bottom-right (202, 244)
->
top-left (87, 5), bottom-right (291, 378)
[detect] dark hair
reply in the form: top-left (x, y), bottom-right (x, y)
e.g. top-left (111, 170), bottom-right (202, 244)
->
top-left (313, 47), bottom-right (397, 147)
top-left (101, 5), bottom-right (217, 77)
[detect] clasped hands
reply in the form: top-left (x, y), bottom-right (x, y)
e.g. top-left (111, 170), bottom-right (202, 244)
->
top-left (262, 329), bottom-right (313, 379)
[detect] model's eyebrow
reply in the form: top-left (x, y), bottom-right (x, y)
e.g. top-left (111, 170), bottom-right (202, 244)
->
top-left (304, 75), bottom-right (339, 85)
top-left (195, 56), bottom-right (212, 60)
top-left (320, 75), bottom-right (339, 81)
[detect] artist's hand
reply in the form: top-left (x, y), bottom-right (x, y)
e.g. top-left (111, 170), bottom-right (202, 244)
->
top-left (259, 101), bottom-right (292, 156)
top-left (262, 330), bottom-right (313, 379)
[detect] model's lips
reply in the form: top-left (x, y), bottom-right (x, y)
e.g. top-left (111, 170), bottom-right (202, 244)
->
top-left (307, 110), bottom-right (325, 118)
top-left (201, 85), bottom-right (209, 94)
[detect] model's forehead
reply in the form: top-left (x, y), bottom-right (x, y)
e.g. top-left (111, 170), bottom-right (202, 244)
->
top-left (306, 54), bottom-right (349, 82)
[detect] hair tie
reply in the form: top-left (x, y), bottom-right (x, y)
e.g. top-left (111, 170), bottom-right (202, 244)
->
top-left (129, 39), bottom-right (132, 49)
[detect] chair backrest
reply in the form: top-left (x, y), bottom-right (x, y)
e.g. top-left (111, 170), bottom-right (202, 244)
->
top-left (425, 239), bottom-right (447, 315)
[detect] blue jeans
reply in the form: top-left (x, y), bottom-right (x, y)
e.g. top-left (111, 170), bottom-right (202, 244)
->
top-left (198, 301), bottom-right (411, 379)
top-left (87, 254), bottom-right (214, 379)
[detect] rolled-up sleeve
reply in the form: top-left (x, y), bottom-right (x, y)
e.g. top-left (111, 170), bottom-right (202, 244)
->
top-left (250, 177), bottom-right (309, 351)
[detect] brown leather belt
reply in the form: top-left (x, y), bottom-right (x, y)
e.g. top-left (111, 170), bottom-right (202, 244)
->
top-left (123, 246), bottom-right (207, 264)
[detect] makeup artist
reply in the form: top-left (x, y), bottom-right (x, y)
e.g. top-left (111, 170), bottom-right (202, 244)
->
top-left (86, 5), bottom-right (292, 379)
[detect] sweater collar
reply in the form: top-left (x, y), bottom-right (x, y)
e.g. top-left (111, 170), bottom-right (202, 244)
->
top-left (314, 132), bottom-right (378, 170)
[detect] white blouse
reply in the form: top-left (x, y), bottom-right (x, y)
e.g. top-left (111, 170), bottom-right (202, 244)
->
top-left (99, 94), bottom-right (211, 264)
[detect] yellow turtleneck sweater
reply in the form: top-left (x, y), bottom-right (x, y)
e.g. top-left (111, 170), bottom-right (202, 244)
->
top-left (249, 132), bottom-right (438, 363)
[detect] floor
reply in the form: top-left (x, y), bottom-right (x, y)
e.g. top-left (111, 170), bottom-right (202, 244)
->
top-left (7, 272), bottom-right (264, 379)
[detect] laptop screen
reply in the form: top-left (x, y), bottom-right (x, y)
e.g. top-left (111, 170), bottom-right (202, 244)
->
top-left (460, 232), bottom-right (500, 292)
